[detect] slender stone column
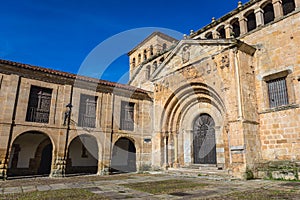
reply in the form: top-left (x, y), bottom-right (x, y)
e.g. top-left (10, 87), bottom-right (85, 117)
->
top-left (51, 156), bottom-right (66, 177)
top-left (272, 0), bottom-right (283, 19)
top-left (239, 17), bottom-right (248, 35)
top-left (212, 31), bottom-right (220, 39)
top-left (255, 8), bottom-right (264, 27)
top-left (163, 132), bottom-right (169, 169)
top-left (0, 157), bottom-right (7, 180)
top-left (295, 0), bottom-right (300, 10)
top-left (225, 24), bottom-right (233, 38)
top-left (173, 132), bottom-right (180, 168)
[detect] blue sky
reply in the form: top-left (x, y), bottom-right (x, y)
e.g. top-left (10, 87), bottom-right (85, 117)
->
top-left (0, 0), bottom-right (247, 83)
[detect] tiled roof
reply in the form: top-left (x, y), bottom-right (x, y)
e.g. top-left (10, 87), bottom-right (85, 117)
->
top-left (0, 59), bottom-right (149, 94)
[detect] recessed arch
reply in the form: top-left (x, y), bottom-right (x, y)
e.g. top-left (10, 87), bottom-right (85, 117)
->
top-left (110, 137), bottom-right (136, 173)
top-left (66, 134), bottom-right (99, 175)
top-left (7, 131), bottom-right (53, 177)
top-left (160, 82), bottom-right (226, 132)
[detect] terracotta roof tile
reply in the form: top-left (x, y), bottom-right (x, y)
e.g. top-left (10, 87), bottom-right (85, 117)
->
top-left (0, 59), bottom-right (149, 94)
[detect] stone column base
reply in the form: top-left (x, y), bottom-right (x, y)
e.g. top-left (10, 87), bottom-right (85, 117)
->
top-left (163, 163), bottom-right (169, 170)
top-left (173, 163), bottom-right (180, 168)
top-left (51, 157), bottom-right (66, 177)
top-left (0, 160), bottom-right (7, 180)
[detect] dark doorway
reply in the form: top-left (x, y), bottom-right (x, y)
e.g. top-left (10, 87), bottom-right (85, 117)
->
top-left (38, 144), bottom-right (52, 175)
top-left (193, 114), bottom-right (216, 164)
top-left (110, 138), bottom-right (136, 173)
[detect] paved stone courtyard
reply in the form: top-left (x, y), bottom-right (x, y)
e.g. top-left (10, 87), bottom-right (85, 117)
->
top-left (1, 173), bottom-right (300, 199)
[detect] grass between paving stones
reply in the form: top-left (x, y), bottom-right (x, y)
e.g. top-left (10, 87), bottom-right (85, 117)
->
top-left (211, 189), bottom-right (300, 200)
top-left (122, 179), bottom-right (208, 195)
top-left (0, 174), bottom-right (138, 188)
top-left (0, 188), bottom-right (109, 200)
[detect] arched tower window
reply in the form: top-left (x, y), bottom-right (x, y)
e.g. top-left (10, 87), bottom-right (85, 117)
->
top-left (145, 65), bottom-right (151, 80)
top-left (143, 49), bottom-right (147, 61)
top-left (282, 0), bottom-right (295, 15)
top-left (159, 57), bottom-right (164, 64)
top-left (163, 43), bottom-right (167, 51)
top-left (132, 58), bottom-right (136, 67)
top-left (263, 2), bottom-right (275, 25)
top-left (245, 10), bottom-right (257, 32)
top-left (217, 26), bottom-right (226, 39)
top-left (153, 61), bottom-right (158, 71)
top-left (138, 54), bottom-right (141, 63)
top-left (150, 45), bottom-right (154, 56)
top-left (162, 43), bottom-right (167, 51)
top-left (230, 18), bottom-right (240, 37)
top-left (205, 32), bottom-right (213, 39)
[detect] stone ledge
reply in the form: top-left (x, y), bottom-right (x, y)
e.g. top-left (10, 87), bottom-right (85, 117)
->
top-left (259, 104), bottom-right (299, 114)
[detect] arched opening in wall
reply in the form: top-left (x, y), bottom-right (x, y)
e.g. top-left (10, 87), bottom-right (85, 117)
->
top-left (110, 137), bottom-right (136, 173)
top-left (138, 54), bottom-right (141, 64)
top-left (217, 26), bottom-right (226, 39)
top-left (159, 57), bottom-right (165, 65)
top-left (263, 2), bottom-right (275, 25)
top-left (282, 0), bottom-right (296, 15)
top-left (162, 43), bottom-right (167, 52)
top-left (245, 10), bottom-right (257, 32)
top-left (153, 61), bottom-right (158, 72)
top-left (145, 65), bottom-right (151, 80)
top-left (193, 114), bottom-right (216, 164)
top-left (150, 45), bottom-right (154, 56)
top-left (66, 135), bottom-right (98, 175)
top-left (7, 131), bottom-right (53, 178)
top-left (230, 18), bottom-right (240, 37)
top-left (143, 49), bottom-right (147, 61)
top-left (205, 32), bottom-right (213, 39)
top-left (132, 58), bottom-right (136, 68)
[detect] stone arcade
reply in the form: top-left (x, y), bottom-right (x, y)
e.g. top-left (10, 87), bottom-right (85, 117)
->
top-left (1, 0), bottom-right (300, 180)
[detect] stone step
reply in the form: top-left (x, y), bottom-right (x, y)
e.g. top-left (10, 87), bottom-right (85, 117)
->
top-left (166, 167), bottom-right (235, 180)
top-left (181, 164), bottom-right (220, 170)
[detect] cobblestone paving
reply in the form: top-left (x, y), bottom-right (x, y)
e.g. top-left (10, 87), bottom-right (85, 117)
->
top-left (0, 173), bottom-right (300, 199)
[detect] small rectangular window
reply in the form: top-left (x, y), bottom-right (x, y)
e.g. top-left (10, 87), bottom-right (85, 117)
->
top-left (120, 101), bottom-right (135, 131)
top-left (78, 94), bottom-right (97, 128)
top-left (267, 77), bottom-right (289, 108)
top-left (26, 85), bottom-right (52, 123)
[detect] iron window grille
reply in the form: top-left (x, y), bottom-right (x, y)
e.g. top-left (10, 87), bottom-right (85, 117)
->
top-left (120, 101), bottom-right (135, 131)
top-left (26, 86), bottom-right (52, 123)
top-left (78, 94), bottom-right (97, 128)
top-left (267, 77), bottom-right (289, 108)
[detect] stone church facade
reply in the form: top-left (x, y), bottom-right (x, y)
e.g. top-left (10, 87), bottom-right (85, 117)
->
top-left (1, 0), bottom-right (300, 180)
